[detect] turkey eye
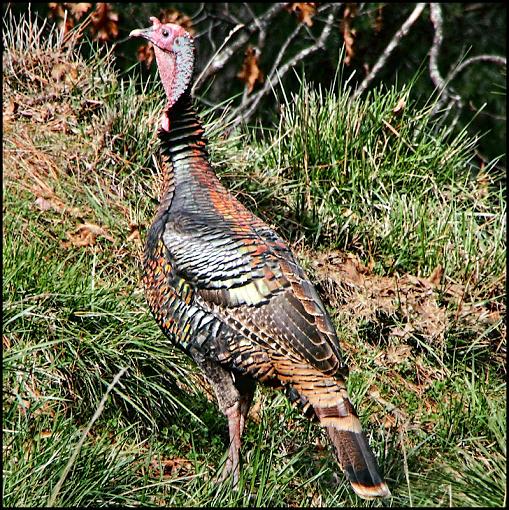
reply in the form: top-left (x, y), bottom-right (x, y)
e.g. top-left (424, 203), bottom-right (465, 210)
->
top-left (162, 29), bottom-right (169, 37)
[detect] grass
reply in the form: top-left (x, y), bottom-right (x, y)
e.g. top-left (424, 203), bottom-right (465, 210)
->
top-left (3, 8), bottom-right (506, 508)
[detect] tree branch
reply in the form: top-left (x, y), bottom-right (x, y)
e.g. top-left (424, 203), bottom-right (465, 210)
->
top-left (428, 3), bottom-right (462, 114)
top-left (446, 54), bottom-right (507, 83)
top-left (229, 3), bottom-right (341, 130)
top-left (429, 3), bottom-right (506, 120)
top-left (192, 3), bottom-right (286, 91)
top-left (351, 3), bottom-right (426, 100)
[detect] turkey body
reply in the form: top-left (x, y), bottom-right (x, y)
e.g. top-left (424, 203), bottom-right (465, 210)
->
top-left (143, 94), bottom-right (390, 499)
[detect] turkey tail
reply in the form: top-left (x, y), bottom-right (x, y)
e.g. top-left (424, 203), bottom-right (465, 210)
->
top-left (316, 401), bottom-right (391, 499)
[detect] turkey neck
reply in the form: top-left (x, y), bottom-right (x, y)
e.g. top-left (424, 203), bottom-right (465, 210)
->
top-left (156, 92), bottom-right (225, 217)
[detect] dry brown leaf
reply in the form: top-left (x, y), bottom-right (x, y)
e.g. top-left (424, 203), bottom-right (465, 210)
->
top-left (311, 249), bottom-right (448, 345)
top-left (33, 192), bottom-right (70, 214)
top-left (159, 8), bottom-right (195, 35)
top-left (48, 2), bottom-right (91, 35)
top-left (126, 225), bottom-right (141, 244)
top-left (374, 5), bottom-right (384, 33)
top-left (149, 456), bottom-right (193, 478)
top-left (137, 43), bottom-right (155, 69)
top-left (383, 413), bottom-right (397, 429)
top-left (427, 265), bottom-right (443, 287)
top-left (34, 196), bottom-right (55, 212)
top-left (237, 46), bottom-right (264, 94)
top-left (4, 98), bottom-right (19, 123)
top-left (285, 3), bottom-right (317, 27)
top-left (340, 4), bottom-right (357, 65)
top-left (247, 399), bottom-right (262, 423)
top-left (385, 344), bottom-right (413, 364)
top-left (89, 3), bottom-right (119, 42)
top-left (68, 3), bottom-right (92, 20)
top-left (64, 222), bottom-right (114, 248)
top-left (48, 3), bottom-right (75, 33)
top-left (32, 186), bottom-right (84, 216)
top-left (388, 325), bottom-right (414, 340)
top-left (51, 62), bottom-right (79, 86)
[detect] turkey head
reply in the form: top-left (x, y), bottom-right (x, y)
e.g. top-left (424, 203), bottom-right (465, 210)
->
top-left (130, 16), bottom-right (194, 129)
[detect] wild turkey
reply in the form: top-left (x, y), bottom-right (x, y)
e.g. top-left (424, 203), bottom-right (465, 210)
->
top-left (130, 17), bottom-right (390, 499)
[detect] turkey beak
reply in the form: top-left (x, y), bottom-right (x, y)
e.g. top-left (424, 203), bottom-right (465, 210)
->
top-left (129, 26), bottom-right (154, 42)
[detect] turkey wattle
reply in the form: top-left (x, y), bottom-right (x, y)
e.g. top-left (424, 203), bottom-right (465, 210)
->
top-left (130, 16), bottom-right (390, 499)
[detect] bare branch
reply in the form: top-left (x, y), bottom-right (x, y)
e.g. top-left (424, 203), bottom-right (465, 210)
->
top-left (446, 54), bottom-right (507, 82)
top-left (235, 13), bottom-right (305, 114)
top-left (429, 4), bottom-right (506, 120)
top-left (193, 3), bottom-right (286, 91)
top-left (428, 3), bottom-right (443, 88)
top-left (351, 3), bottom-right (426, 101)
top-left (192, 23), bottom-right (245, 95)
top-left (428, 3), bottom-right (462, 114)
top-left (229, 3), bottom-right (341, 130)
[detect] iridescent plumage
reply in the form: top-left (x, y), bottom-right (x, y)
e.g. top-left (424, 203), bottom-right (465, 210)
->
top-left (131, 17), bottom-right (390, 499)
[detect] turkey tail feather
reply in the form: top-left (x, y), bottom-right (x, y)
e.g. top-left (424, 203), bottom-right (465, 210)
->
top-left (326, 426), bottom-right (390, 499)
top-left (316, 402), bottom-right (391, 499)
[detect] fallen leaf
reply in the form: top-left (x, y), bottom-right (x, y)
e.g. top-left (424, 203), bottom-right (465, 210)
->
top-left (64, 222), bottom-right (114, 248)
top-left (340, 4), bottom-right (357, 65)
top-left (285, 3), bottom-right (317, 27)
top-left (385, 344), bottom-right (412, 364)
top-left (149, 456), bottom-right (193, 478)
top-left (126, 225), bottom-right (141, 243)
top-left (383, 413), bottom-right (397, 429)
top-left (427, 265), bottom-right (443, 287)
top-left (48, 3), bottom-right (75, 33)
top-left (247, 399), bottom-right (262, 423)
top-left (237, 46), bottom-right (264, 94)
top-left (311, 249), bottom-right (448, 346)
top-left (34, 196), bottom-right (54, 212)
top-left (51, 62), bottom-right (80, 88)
top-left (4, 98), bottom-right (19, 119)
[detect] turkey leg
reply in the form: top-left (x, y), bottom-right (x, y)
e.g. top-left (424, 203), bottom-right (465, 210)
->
top-left (190, 349), bottom-right (256, 485)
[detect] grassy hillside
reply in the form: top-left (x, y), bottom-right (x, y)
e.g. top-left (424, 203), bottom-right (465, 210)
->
top-left (3, 11), bottom-right (506, 507)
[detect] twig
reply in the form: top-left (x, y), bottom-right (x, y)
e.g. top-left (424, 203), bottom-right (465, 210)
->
top-left (429, 3), bottom-right (462, 114)
top-left (193, 3), bottom-right (286, 91)
top-left (230, 3), bottom-right (341, 130)
top-left (236, 10), bottom-right (306, 115)
top-left (47, 368), bottom-right (128, 507)
top-left (243, 2), bottom-right (265, 49)
top-left (351, 3), bottom-right (426, 100)
top-left (192, 22), bottom-right (245, 94)
top-left (428, 3), bottom-right (444, 90)
top-left (429, 4), bottom-right (506, 123)
top-left (446, 54), bottom-right (506, 83)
